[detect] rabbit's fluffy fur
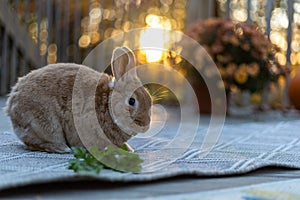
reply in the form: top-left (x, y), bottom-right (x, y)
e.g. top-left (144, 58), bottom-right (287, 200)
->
top-left (5, 47), bottom-right (152, 153)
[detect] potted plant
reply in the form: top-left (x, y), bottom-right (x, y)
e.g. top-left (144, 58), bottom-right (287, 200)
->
top-left (181, 18), bottom-right (287, 113)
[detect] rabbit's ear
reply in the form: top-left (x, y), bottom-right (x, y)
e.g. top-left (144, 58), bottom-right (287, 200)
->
top-left (111, 47), bottom-right (137, 81)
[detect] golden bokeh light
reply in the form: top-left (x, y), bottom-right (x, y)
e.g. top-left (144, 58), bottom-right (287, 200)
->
top-left (297, 52), bottom-right (300, 65)
top-left (47, 54), bottom-right (57, 64)
top-left (275, 52), bottom-right (287, 66)
top-left (270, 31), bottom-right (287, 51)
top-left (73, 0), bottom-right (186, 66)
top-left (290, 52), bottom-right (297, 65)
top-left (78, 35), bottom-right (91, 48)
top-left (40, 43), bottom-right (47, 56)
top-left (48, 43), bottom-right (57, 55)
top-left (139, 14), bottom-right (173, 63)
top-left (90, 31), bottom-right (101, 44)
top-left (89, 8), bottom-right (102, 20)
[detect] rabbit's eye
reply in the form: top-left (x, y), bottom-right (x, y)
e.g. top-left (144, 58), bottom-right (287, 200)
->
top-left (128, 97), bottom-right (136, 106)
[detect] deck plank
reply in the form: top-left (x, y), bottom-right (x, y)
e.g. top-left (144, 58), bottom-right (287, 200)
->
top-left (1, 97), bottom-right (300, 199)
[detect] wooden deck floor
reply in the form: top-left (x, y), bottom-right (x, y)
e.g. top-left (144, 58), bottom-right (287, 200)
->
top-left (1, 97), bottom-right (300, 199)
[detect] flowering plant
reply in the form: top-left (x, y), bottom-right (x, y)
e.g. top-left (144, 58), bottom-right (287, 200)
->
top-left (184, 18), bottom-right (286, 103)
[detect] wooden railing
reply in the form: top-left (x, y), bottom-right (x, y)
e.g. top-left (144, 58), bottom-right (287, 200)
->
top-left (225, 0), bottom-right (293, 65)
top-left (0, 1), bottom-right (40, 95)
top-left (0, 0), bottom-right (86, 95)
top-left (0, 0), bottom-right (295, 96)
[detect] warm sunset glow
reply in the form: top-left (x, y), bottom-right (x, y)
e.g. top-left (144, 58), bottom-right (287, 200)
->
top-left (139, 14), bottom-right (171, 63)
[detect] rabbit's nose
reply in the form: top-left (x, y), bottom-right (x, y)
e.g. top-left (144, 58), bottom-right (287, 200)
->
top-left (141, 124), bottom-right (150, 132)
top-left (137, 123), bottom-right (150, 133)
top-left (134, 116), bottom-right (150, 130)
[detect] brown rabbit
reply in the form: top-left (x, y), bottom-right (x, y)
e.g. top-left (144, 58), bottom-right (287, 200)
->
top-left (5, 47), bottom-right (152, 153)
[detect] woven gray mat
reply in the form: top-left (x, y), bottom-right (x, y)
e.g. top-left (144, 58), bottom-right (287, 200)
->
top-left (1, 113), bottom-right (300, 191)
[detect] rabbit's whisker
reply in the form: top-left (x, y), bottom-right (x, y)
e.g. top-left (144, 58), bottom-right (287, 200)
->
top-left (150, 86), bottom-right (169, 103)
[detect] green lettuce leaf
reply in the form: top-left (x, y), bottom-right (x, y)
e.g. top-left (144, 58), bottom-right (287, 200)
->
top-left (68, 145), bottom-right (143, 175)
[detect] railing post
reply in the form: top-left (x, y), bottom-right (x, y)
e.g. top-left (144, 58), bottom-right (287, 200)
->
top-left (63, 0), bottom-right (70, 62)
top-left (265, 0), bottom-right (273, 37)
top-left (10, 44), bottom-right (18, 87)
top-left (55, 1), bottom-right (62, 62)
top-left (208, 0), bottom-right (216, 18)
top-left (286, 0), bottom-right (293, 65)
top-left (185, 0), bottom-right (217, 26)
top-left (246, 0), bottom-right (252, 24)
top-left (0, 1), bottom-right (41, 67)
top-left (226, 0), bottom-right (231, 19)
top-left (283, 0), bottom-right (294, 107)
top-left (37, 1), bottom-right (40, 62)
top-left (0, 30), bottom-right (9, 95)
top-left (47, 0), bottom-right (53, 65)
top-left (74, 0), bottom-right (82, 63)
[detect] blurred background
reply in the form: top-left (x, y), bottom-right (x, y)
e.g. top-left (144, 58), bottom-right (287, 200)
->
top-left (0, 0), bottom-right (298, 113)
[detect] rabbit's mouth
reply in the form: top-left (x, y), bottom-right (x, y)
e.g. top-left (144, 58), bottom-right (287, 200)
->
top-left (134, 118), bottom-right (150, 132)
top-left (113, 117), bottom-right (149, 136)
top-left (112, 118), bottom-right (137, 136)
